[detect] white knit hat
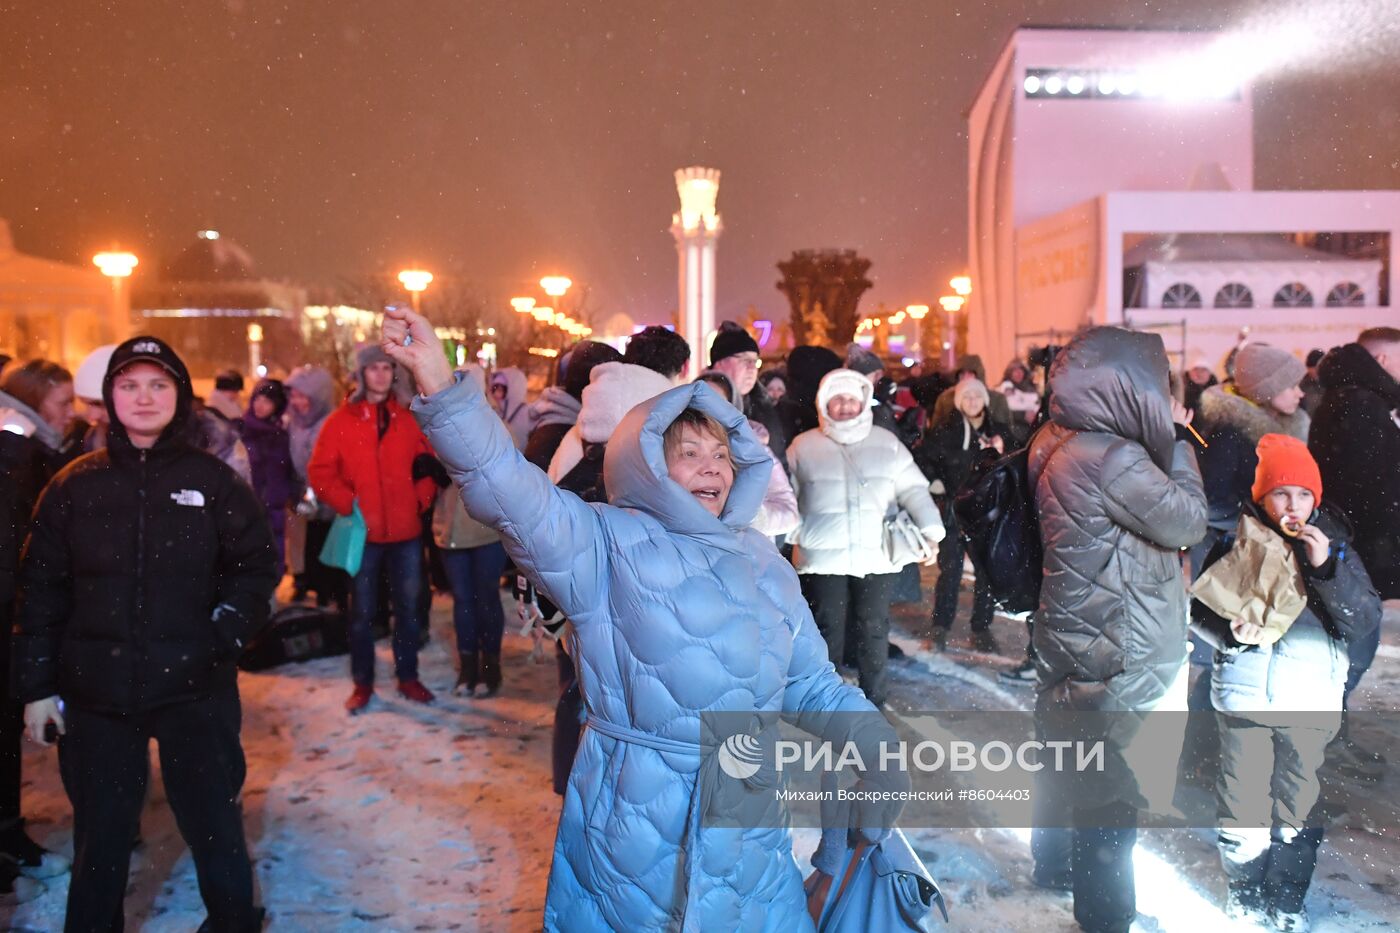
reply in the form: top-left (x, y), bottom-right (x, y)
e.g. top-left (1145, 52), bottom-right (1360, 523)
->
top-left (73, 344), bottom-right (118, 401)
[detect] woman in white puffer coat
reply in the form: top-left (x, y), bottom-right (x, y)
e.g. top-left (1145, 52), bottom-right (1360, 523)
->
top-left (787, 369), bottom-right (944, 705)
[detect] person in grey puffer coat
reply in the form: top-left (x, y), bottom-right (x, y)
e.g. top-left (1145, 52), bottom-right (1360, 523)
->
top-left (1027, 327), bottom-right (1207, 933)
top-left (382, 306), bottom-right (907, 932)
top-left (285, 365), bottom-right (343, 606)
top-left (1191, 434), bottom-right (1380, 930)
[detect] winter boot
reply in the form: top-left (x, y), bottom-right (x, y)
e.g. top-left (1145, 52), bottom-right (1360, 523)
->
top-left (0, 819), bottom-right (70, 879)
top-left (998, 658), bottom-right (1038, 686)
top-left (927, 629), bottom-right (948, 653)
top-left (345, 683), bottom-right (374, 714)
top-left (0, 859), bottom-right (43, 906)
top-left (971, 629), bottom-right (1001, 655)
top-left (453, 652), bottom-right (480, 697)
top-left (1270, 906), bottom-right (1310, 932)
top-left (1223, 882), bottom-right (1269, 925)
top-left (397, 679), bottom-right (435, 705)
top-left (477, 654), bottom-right (502, 698)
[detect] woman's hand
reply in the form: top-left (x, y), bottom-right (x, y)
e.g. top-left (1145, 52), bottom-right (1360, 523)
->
top-left (1230, 618), bottom-right (1266, 645)
top-left (1295, 523), bottom-right (1331, 568)
top-left (24, 697), bottom-right (64, 746)
top-left (381, 306), bottom-right (453, 397)
top-left (1170, 399), bottom-right (1193, 427)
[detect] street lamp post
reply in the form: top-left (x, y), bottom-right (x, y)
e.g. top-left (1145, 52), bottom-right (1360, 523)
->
top-left (938, 295), bottom-right (965, 369)
top-left (93, 251), bottom-right (139, 343)
top-left (398, 269), bottom-right (433, 314)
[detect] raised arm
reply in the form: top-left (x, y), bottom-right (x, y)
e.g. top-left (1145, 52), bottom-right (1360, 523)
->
top-left (1102, 437), bottom-right (1208, 550)
top-left (384, 308), bottom-right (607, 619)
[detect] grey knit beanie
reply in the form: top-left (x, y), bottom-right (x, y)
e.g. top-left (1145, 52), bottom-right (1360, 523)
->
top-left (1233, 344), bottom-right (1305, 405)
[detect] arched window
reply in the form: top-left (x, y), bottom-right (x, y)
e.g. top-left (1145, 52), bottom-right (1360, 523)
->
top-left (1161, 283), bottom-right (1202, 309)
top-left (1325, 282), bottom-right (1365, 307)
top-left (1213, 283), bottom-right (1253, 308)
top-left (1272, 283), bottom-right (1314, 307)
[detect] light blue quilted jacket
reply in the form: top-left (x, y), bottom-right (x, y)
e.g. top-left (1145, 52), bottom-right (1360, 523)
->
top-left (412, 374), bottom-right (898, 931)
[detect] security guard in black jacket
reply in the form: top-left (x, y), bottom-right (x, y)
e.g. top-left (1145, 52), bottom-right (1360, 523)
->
top-left (14, 336), bottom-right (277, 932)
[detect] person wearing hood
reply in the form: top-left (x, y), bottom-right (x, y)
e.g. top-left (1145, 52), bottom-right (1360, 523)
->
top-left (285, 365), bottom-right (344, 607)
top-left (547, 360), bottom-right (674, 482)
top-left (524, 341), bottom-right (621, 471)
top-left (1027, 327), bottom-right (1207, 933)
top-left (1308, 327), bottom-right (1400, 781)
top-left (695, 370), bottom-right (799, 538)
top-left (930, 354), bottom-right (1014, 429)
top-left (489, 367), bottom-right (535, 450)
top-left (759, 368), bottom-right (786, 405)
top-left (239, 379), bottom-right (297, 578)
top-left (307, 345), bottom-right (439, 711)
top-left (383, 306), bottom-right (908, 931)
top-left (844, 343), bottom-right (903, 439)
top-left (72, 344), bottom-right (118, 453)
top-left (916, 377), bottom-right (1012, 654)
top-left (776, 345), bottom-right (843, 444)
top-left (0, 360), bottom-right (77, 897)
top-left (787, 369), bottom-right (945, 707)
top-left (711, 322), bottom-right (789, 469)
top-left (187, 399), bottom-right (253, 484)
top-left (1193, 344), bottom-right (1310, 570)
top-left (1299, 349), bottom-right (1326, 416)
top-left (15, 336), bottom-right (277, 932)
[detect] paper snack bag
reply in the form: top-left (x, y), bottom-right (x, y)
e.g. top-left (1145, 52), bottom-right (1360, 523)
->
top-left (1190, 514), bottom-right (1308, 647)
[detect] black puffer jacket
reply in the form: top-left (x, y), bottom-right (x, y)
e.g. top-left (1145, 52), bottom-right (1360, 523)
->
top-left (1309, 342), bottom-right (1400, 599)
top-left (13, 356), bottom-right (277, 713)
top-left (1031, 328), bottom-right (1208, 716)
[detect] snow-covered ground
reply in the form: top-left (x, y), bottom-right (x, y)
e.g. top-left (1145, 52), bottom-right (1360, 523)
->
top-left (4, 572), bottom-right (1398, 931)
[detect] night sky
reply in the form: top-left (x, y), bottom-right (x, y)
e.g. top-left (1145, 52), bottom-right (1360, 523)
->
top-left (4, 1), bottom-right (1399, 326)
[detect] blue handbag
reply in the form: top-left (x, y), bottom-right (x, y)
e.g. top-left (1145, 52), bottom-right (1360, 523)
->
top-left (319, 502), bottom-right (367, 577)
top-left (805, 826), bottom-right (948, 931)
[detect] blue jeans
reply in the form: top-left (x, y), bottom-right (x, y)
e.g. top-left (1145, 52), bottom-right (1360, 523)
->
top-left (440, 542), bottom-right (508, 656)
top-left (349, 539), bottom-right (426, 686)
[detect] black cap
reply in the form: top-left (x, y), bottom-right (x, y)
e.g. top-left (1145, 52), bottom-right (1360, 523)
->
top-left (102, 336), bottom-right (195, 445)
top-left (1305, 348), bottom-right (1325, 368)
top-left (709, 321), bottom-right (760, 366)
top-left (214, 369), bottom-right (245, 392)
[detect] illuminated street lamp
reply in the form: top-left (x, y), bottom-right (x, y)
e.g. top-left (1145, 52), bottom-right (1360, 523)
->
top-left (950, 275), bottom-right (972, 297)
top-left (906, 304), bottom-right (929, 320)
top-left (510, 296), bottom-right (537, 314)
top-left (397, 268), bottom-right (433, 313)
top-left (539, 276), bottom-right (572, 299)
top-left (246, 322), bottom-right (265, 378)
top-left (93, 250), bottom-right (138, 342)
top-left (939, 295), bottom-right (966, 369)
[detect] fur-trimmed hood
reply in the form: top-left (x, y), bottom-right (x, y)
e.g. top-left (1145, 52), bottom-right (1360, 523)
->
top-left (1198, 384), bottom-right (1309, 445)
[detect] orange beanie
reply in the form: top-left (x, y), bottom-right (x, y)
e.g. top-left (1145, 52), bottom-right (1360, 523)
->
top-left (1252, 433), bottom-right (1322, 503)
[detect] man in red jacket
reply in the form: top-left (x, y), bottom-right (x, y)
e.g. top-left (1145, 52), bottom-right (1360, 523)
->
top-left (308, 346), bottom-right (438, 711)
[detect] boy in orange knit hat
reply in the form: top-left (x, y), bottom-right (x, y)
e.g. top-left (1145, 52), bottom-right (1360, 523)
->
top-left (1191, 434), bottom-right (1382, 930)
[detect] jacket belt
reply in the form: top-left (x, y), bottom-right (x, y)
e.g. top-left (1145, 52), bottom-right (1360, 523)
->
top-left (584, 714), bottom-right (711, 759)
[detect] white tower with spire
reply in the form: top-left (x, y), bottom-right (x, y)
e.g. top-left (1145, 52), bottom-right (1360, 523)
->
top-left (670, 167), bottom-right (722, 378)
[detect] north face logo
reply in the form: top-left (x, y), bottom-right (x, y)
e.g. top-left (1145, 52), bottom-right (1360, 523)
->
top-left (131, 340), bottom-right (161, 354)
top-left (171, 489), bottom-right (206, 507)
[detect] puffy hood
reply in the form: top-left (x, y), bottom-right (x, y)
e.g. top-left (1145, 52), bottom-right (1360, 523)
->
top-left (561, 340), bottom-right (624, 399)
top-left (531, 386), bottom-right (581, 429)
top-left (0, 388), bottom-right (62, 452)
top-left (1319, 342), bottom-right (1400, 407)
top-left (577, 361), bottom-right (673, 444)
top-left (285, 365), bottom-right (337, 428)
top-left (490, 367), bottom-right (529, 408)
top-left (1197, 384), bottom-right (1309, 445)
top-left (602, 382), bottom-right (771, 545)
top-left (351, 344), bottom-right (412, 405)
top-left (955, 354), bottom-right (987, 382)
top-left (1002, 359), bottom-right (1035, 392)
top-left (1048, 327), bottom-right (1175, 471)
top-left (816, 368), bottom-right (875, 446)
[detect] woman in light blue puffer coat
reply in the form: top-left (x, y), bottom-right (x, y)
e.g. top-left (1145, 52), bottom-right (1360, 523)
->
top-left (382, 307), bottom-right (904, 932)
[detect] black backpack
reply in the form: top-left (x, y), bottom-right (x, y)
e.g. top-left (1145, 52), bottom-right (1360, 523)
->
top-left (238, 604), bottom-right (350, 671)
top-left (952, 430), bottom-right (1074, 614)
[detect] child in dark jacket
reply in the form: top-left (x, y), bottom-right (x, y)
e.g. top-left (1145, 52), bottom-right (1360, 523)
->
top-left (1191, 434), bottom-right (1381, 931)
top-left (240, 379), bottom-right (297, 578)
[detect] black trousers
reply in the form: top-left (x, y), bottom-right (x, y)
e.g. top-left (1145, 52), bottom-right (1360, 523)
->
top-left (932, 511), bottom-right (993, 633)
top-left (1032, 800), bottom-right (1139, 933)
top-left (0, 605), bottom-right (21, 830)
top-left (800, 572), bottom-right (898, 706)
top-left (58, 691), bottom-right (258, 933)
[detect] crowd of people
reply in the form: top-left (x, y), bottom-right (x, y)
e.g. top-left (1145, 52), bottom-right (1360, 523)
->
top-left (0, 315), bottom-right (1395, 931)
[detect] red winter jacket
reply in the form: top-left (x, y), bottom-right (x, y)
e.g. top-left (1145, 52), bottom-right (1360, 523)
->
top-left (307, 397), bottom-right (437, 544)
